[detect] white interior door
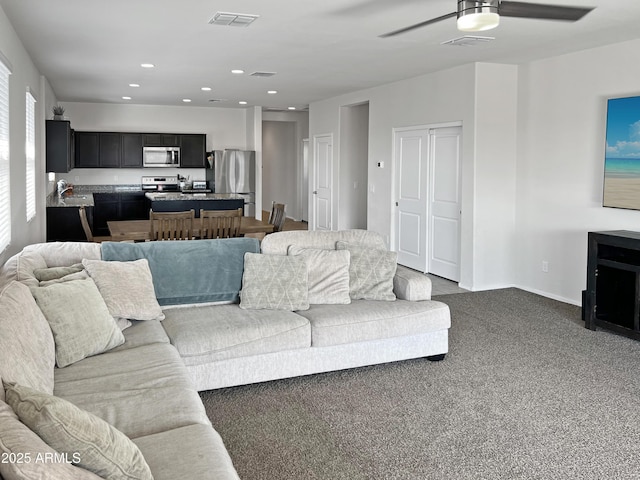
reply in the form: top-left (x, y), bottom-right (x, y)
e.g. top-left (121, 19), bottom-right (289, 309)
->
top-left (313, 134), bottom-right (333, 230)
top-left (429, 126), bottom-right (462, 281)
top-left (394, 128), bottom-right (429, 272)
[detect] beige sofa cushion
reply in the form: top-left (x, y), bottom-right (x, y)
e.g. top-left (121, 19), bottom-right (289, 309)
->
top-left (163, 304), bottom-right (310, 366)
top-left (261, 229), bottom-right (386, 255)
top-left (296, 299), bottom-right (451, 347)
top-left (0, 400), bottom-right (102, 480)
top-left (30, 278), bottom-right (124, 367)
top-left (5, 382), bottom-right (153, 480)
top-left (0, 281), bottom-right (55, 401)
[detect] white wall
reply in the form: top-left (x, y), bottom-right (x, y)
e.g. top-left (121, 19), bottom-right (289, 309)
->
top-left (263, 121), bottom-right (297, 217)
top-left (310, 63), bottom-right (518, 292)
top-left (0, 5), bottom-right (51, 263)
top-left (515, 38), bottom-right (640, 305)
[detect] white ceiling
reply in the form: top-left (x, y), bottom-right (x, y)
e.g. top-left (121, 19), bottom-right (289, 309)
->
top-left (1, 0), bottom-right (639, 110)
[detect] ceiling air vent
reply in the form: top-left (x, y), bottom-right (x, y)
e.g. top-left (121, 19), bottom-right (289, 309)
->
top-left (209, 12), bottom-right (259, 27)
top-left (250, 71), bottom-right (277, 78)
top-left (441, 35), bottom-right (495, 47)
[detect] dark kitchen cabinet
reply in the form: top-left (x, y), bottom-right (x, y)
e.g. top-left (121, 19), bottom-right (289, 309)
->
top-left (143, 134), bottom-right (179, 147)
top-left (75, 132), bottom-right (100, 168)
top-left (46, 120), bottom-right (74, 173)
top-left (46, 207), bottom-right (88, 241)
top-left (121, 133), bottom-right (143, 168)
top-left (93, 192), bottom-right (147, 236)
top-left (99, 133), bottom-right (121, 168)
top-left (149, 198), bottom-right (244, 216)
top-left (180, 134), bottom-right (206, 168)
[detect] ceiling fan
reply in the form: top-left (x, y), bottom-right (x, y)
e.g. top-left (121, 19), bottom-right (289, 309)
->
top-left (380, 1), bottom-right (595, 38)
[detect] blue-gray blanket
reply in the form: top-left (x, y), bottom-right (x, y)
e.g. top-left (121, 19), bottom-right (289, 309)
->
top-left (101, 238), bottom-right (260, 306)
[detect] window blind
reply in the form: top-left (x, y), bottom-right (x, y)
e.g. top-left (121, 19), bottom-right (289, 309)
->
top-left (0, 61), bottom-right (10, 253)
top-left (25, 91), bottom-right (36, 221)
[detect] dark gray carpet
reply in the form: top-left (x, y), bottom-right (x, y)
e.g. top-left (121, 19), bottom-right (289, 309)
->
top-left (200, 288), bottom-right (640, 479)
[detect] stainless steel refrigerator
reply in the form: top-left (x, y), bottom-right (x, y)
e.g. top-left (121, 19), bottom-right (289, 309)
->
top-left (206, 149), bottom-right (256, 216)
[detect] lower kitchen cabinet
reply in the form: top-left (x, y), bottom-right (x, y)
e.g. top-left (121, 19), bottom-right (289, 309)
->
top-left (47, 207), bottom-right (90, 242)
top-left (93, 192), bottom-right (148, 236)
top-left (149, 198), bottom-right (244, 216)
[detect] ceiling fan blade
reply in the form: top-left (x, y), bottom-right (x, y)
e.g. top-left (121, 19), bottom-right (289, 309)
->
top-left (380, 11), bottom-right (457, 38)
top-left (498, 1), bottom-right (594, 21)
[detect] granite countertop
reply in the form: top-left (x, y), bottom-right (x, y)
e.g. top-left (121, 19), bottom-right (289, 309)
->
top-left (46, 184), bottom-right (143, 208)
top-left (145, 192), bottom-right (245, 201)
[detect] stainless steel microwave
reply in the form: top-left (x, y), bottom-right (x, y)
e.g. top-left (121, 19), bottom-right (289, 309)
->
top-left (143, 146), bottom-right (180, 167)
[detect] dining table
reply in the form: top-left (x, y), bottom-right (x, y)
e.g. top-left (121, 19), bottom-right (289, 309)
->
top-left (107, 216), bottom-right (274, 241)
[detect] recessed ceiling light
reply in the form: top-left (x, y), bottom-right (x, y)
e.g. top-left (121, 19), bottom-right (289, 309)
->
top-left (231, 69), bottom-right (244, 75)
top-left (183, 99), bottom-right (192, 103)
top-left (201, 87), bottom-right (212, 91)
top-left (267, 90), bottom-right (277, 94)
top-left (239, 101), bottom-right (248, 105)
top-left (129, 83), bottom-right (140, 88)
top-left (140, 63), bottom-right (155, 68)
top-left (122, 96), bottom-right (132, 100)
top-left (288, 107), bottom-right (296, 110)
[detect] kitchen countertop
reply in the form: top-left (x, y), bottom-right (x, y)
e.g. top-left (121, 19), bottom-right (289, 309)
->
top-left (145, 192), bottom-right (245, 201)
top-left (46, 184), bottom-right (143, 208)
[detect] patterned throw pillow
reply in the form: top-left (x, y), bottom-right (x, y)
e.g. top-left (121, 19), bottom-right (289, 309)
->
top-left (4, 382), bottom-right (153, 480)
top-left (240, 253), bottom-right (309, 311)
top-left (336, 241), bottom-right (397, 301)
top-left (287, 245), bottom-right (351, 305)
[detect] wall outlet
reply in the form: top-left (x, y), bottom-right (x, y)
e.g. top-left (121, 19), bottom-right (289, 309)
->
top-left (542, 261), bottom-right (549, 273)
top-left (74, 176), bottom-right (79, 182)
top-left (113, 175), bottom-right (118, 181)
top-left (369, 183), bottom-right (375, 193)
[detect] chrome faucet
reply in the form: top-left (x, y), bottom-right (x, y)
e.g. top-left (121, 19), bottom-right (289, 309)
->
top-left (58, 186), bottom-right (73, 198)
top-left (57, 179), bottom-right (72, 198)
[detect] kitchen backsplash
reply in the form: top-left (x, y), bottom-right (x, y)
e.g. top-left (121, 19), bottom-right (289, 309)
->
top-left (51, 167), bottom-right (205, 186)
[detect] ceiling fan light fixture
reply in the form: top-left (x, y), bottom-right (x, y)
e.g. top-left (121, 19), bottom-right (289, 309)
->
top-left (457, 1), bottom-right (500, 32)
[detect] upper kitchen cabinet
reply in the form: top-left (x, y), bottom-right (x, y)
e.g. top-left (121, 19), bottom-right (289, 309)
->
top-left (121, 133), bottom-right (143, 168)
top-left (46, 120), bottom-right (74, 173)
top-left (98, 133), bottom-right (121, 168)
top-left (143, 134), bottom-right (179, 146)
top-left (180, 134), bottom-right (206, 168)
top-left (74, 131), bottom-right (99, 168)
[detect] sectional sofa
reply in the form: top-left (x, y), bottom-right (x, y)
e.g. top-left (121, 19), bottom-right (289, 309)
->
top-left (0, 230), bottom-right (451, 479)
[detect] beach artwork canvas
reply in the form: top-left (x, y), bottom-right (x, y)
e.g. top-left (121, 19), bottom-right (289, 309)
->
top-left (604, 95), bottom-right (640, 210)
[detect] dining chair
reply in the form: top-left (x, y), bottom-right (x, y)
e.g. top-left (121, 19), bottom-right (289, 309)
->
top-left (149, 209), bottom-right (196, 240)
top-left (199, 208), bottom-right (243, 239)
top-left (78, 206), bottom-right (112, 242)
top-left (268, 202), bottom-right (286, 233)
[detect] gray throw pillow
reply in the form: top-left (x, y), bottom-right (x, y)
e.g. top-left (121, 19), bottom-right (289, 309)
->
top-left (0, 399), bottom-right (103, 479)
top-left (4, 382), bottom-right (153, 480)
top-left (240, 252), bottom-right (309, 311)
top-left (287, 245), bottom-right (351, 305)
top-left (82, 259), bottom-right (164, 321)
top-left (33, 263), bottom-right (84, 282)
top-left (336, 241), bottom-right (397, 301)
top-left (30, 278), bottom-right (124, 368)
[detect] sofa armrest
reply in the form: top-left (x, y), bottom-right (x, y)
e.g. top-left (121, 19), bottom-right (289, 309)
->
top-left (393, 265), bottom-right (432, 301)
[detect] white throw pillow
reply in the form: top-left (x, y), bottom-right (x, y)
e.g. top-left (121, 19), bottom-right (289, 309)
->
top-left (287, 245), bottom-right (351, 305)
top-left (30, 278), bottom-right (124, 368)
top-left (83, 259), bottom-right (165, 321)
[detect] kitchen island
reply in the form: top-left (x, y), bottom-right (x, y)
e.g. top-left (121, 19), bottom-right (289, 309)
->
top-left (145, 192), bottom-right (245, 217)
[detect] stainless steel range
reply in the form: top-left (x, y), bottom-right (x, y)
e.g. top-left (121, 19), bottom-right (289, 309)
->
top-left (141, 175), bottom-right (180, 192)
